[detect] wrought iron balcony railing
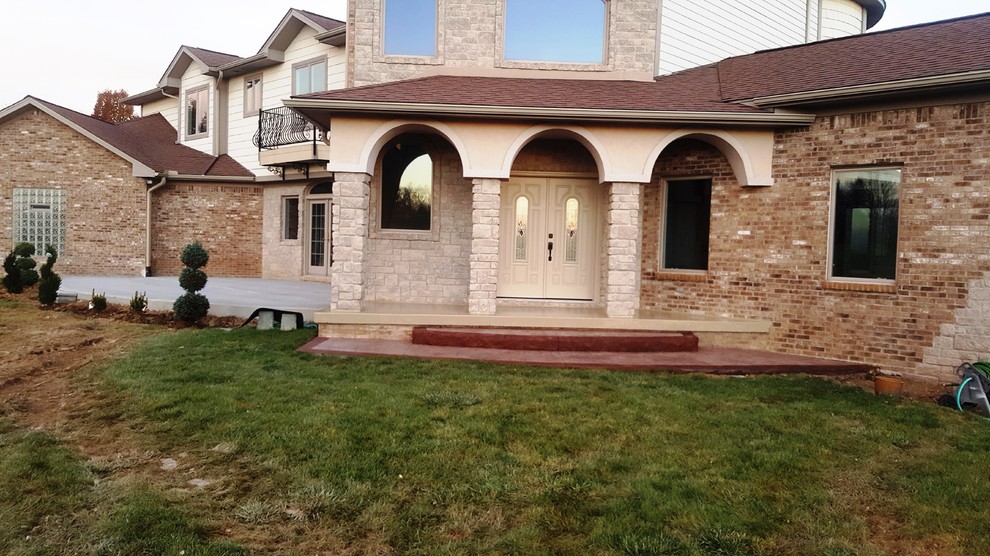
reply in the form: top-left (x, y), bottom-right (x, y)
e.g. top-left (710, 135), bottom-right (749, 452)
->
top-left (252, 106), bottom-right (328, 153)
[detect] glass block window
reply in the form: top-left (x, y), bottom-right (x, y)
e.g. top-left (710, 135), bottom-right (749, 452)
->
top-left (13, 188), bottom-right (65, 254)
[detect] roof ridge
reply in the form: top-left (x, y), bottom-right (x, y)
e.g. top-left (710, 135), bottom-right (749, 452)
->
top-left (184, 45), bottom-right (242, 58)
top-left (296, 8), bottom-right (346, 26)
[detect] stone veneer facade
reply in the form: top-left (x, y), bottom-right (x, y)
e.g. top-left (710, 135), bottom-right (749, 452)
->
top-left (641, 101), bottom-right (990, 380)
top-left (346, 0), bottom-right (660, 87)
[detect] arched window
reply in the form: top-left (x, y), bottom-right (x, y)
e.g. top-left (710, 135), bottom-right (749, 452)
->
top-left (381, 143), bottom-right (433, 231)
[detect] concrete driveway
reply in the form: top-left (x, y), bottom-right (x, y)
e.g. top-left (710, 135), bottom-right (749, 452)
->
top-left (59, 276), bottom-right (331, 320)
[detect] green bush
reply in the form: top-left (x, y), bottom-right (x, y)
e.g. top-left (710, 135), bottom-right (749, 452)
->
top-left (178, 268), bottom-right (208, 293)
top-left (173, 293), bottom-right (210, 322)
top-left (91, 290), bottom-right (107, 311)
top-left (130, 291), bottom-right (148, 313)
top-left (180, 243), bottom-right (209, 269)
top-left (37, 245), bottom-right (61, 306)
top-left (14, 243), bottom-right (38, 286)
top-left (175, 243), bottom-right (210, 323)
top-left (2, 252), bottom-right (22, 294)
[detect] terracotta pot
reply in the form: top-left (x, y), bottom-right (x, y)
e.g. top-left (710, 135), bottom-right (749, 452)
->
top-left (874, 375), bottom-right (905, 396)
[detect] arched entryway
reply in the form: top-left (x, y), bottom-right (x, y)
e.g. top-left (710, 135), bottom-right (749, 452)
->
top-left (498, 138), bottom-right (603, 301)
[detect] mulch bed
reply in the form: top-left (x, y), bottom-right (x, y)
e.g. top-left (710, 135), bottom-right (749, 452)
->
top-left (3, 289), bottom-right (244, 329)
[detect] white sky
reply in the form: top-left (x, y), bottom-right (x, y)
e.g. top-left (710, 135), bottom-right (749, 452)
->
top-left (0, 0), bottom-right (987, 114)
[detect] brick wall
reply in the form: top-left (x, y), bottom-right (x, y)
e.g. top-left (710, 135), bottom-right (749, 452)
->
top-left (151, 182), bottom-right (263, 277)
top-left (0, 109), bottom-right (147, 275)
top-left (641, 101), bottom-right (990, 380)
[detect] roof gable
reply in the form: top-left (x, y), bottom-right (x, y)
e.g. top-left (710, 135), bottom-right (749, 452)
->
top-left (0, 96), bottom-right (252, 178)
top-left (259, 8), bottom-right (345, 55)
top-left (158, 46), bottom-right (242, 89)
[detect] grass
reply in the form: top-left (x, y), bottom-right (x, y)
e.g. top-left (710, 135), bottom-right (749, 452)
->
top-left (0, 418), bottom-right (243, 554)
top-left (71, 327), bottom-right (990, 555)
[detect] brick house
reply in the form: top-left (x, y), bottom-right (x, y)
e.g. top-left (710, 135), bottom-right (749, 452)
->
top-left (3, 2), bottom-right (989, 381)
top-left (285, 5), bottom-right (987, 383)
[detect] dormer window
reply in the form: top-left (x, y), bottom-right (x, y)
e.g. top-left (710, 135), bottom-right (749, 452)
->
top-left (503, 0), bottom-right (607, 64)
top-left (185, 86), bottom-right (209, 139)
top-left (383, 0), bottom-right (437, 57)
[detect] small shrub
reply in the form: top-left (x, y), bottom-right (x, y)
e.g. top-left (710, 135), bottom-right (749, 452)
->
top-left (173, 292), bottom-right (210, 322)
top-left (178, 268), bottom-right (208, 293)
top-left (130, 291), bottom-right (148, 313)
top-left (2, 252), bottom-right (22, 294)
top-left (90, 290), bottom-right (107, 312)
top-left (180, 243), bottom-right (209, 270)
top-left (37, 245), bottom-right (61, 306)
top-left (174, 243), bottom-right (210, 323)
top-left (4, 243), bottom-right (38, 286)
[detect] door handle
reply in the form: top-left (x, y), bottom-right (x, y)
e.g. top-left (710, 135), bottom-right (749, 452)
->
top-left (547, 233), bottom-right (554, 262)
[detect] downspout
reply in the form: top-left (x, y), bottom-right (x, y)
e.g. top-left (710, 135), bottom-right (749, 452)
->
top-left (145, 175), bottom-right (168, 276)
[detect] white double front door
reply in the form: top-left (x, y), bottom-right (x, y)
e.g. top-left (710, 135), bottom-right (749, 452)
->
top-left (497, 177), bottom-right (600, 300)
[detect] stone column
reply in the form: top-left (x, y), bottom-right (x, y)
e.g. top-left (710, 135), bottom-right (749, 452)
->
top-left (468, 178), bottom-right (501, 315)
top-left (330, 172), bottom-right (372, 312)
top-left (606, 182), bottom-right (643, 318)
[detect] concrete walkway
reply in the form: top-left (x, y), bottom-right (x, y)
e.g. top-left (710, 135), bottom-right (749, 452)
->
top-left (59, 276), bottom-right (331, 320)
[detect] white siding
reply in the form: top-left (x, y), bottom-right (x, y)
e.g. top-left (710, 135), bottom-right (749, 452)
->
top-left (140, 98), bottom-right (179, 130)
top-left (226, 26), bottom-right (347, 175)
top-left (658, 0), bottom-right (808, 74)
top-left (806, 0), bottom-right (821, 42)
top-left (820, 0), bottom-right (865, 39)
top-left (179, 64), bottom-right (215, 154)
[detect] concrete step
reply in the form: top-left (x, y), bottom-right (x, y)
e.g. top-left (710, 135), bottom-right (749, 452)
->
top-left (411, 326), bottom-right (699, 353)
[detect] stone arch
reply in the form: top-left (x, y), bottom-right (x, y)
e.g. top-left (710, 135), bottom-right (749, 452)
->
top-left (644, 129), bottom-right (772, 187)
top-left (502, 125), bottom-right (609, 182)
top-left (359, 120), bottom-right (470, 177)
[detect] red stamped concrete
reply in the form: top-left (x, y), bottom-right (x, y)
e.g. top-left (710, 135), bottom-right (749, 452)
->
top-left (411, 327), bottom-right (699, 352)
top-left (300, 337), bottom-right (874, 376)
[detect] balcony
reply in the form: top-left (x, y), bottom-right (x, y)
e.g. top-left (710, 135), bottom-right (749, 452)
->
top-left (253, 107), bottom-right (330, 175)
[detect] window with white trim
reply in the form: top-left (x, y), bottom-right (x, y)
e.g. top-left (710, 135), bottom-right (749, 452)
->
top-left (292, 58), bottom-right (327, 95)
top-left (829, 168), bottom-right (901, 281)
top-left (13, 188), bottom-right (65, 254)
top-left (185, 86), bottom-right (209, 138)
top-left (244, 75), bottom-right (263, 117)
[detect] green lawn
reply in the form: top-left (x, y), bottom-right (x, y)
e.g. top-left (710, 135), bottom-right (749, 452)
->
top-left (5, 327), bottom-right (990, 554)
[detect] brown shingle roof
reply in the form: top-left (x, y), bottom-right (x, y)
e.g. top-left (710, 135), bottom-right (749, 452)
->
top-left (716, 13), bottom-right (990, 101)
top-left (301, 68), bottom-right (765, 113)
top-left (185, 46), bottom-right (243, 69)
top-left (300, 13), bottom-right (990, 114)
top-left (297, 9), bottom-right (346, 31)
top-left (35, 98), bottom-right (253, 177)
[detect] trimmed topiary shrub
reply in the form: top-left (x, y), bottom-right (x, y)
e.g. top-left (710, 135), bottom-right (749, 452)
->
top-left (173, 292), bottom-right (210, 321)
top-left (13, 243), bottom-right (39, 287)
top-left (173, 242), bottom-right (210, 322)
top-left (178, 268), bottom-right (208, 292)
top-left (180, 242), bottom-right (210, 270)
top-left (37, 244), bottom-right (61, 306)
top-left (2, 251), bottom-right (22, 294)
